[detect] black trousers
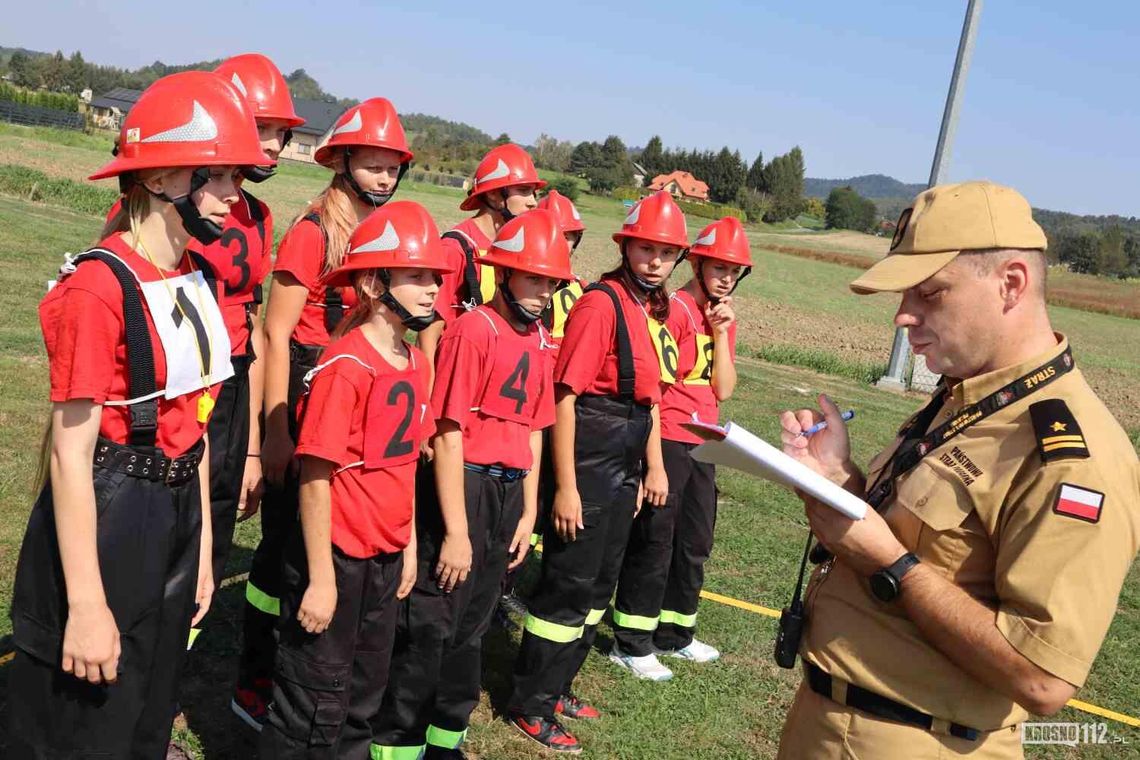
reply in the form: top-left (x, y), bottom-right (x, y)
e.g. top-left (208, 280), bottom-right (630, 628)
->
top-left (372, 467), bottom-right (523, 754)
top-left (260, 536), bottom-right (403, 760)
top-left (8, 450), bottom-right (204, 760)
top-left (509, 395), bottom-right (651, 718)
top-left (200, 353), bottom-right (252, 625)
top-left (613, 439), bottom-right (717, 655)
top-left (501, 426), bottom-right (552, 597)
top-left (240, 342), bottom-right (321, 687)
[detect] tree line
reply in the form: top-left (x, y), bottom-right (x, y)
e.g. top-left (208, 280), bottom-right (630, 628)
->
top-left (531, 132), bottom-right (811, 223)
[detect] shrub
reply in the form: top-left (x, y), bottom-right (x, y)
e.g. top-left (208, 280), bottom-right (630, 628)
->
top-left (612, 186), bottom-right (644, 203)
top-left (547, 177), bottom-right (580, 201)
top-left (675, 198), bottom-right (745, 222)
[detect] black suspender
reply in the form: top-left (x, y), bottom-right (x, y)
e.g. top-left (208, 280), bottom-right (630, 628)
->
top-left (68, 249), bottom-right (159, 448)
top-left (442, 229), bottom-right (483, 308)
top-left (243, 189), bottom-right (268, 305)
top-left (584, 281), bottom-right (636, 400)
top-left (300, 212), bottom-right (345, 335)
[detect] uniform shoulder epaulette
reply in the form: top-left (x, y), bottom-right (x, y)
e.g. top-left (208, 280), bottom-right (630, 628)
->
top-left (1029, 399), bottom-right (1089, 463)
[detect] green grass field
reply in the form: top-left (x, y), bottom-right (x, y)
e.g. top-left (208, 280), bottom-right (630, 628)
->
top-left (0, 122), bottom-right (1137, 758)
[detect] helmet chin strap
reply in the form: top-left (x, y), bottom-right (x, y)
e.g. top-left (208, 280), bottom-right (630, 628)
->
top-left (499, 270), bottom-right (543, 324)
top-left (143, 167), bottom-right (223, 245)
top-left (375, 270), bottom-right (439, 332)
top-left (343, 147), bottom-right (408, 207)
top-left (694, 258), bottom-right (719, 305)
top-left (242, 164), bottom-right (277, 183)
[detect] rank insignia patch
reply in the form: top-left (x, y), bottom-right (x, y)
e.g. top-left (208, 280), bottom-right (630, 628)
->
top-left (1029, 399), bottom-right (1089, 462)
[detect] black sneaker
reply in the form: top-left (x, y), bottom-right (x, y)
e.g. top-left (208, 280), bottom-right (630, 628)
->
top-left (499, 592), bottom-right (529, 617)
top-left (424, 747), bottom-right (467, 759)
top-left (508, 714), bottom-right (582, 754)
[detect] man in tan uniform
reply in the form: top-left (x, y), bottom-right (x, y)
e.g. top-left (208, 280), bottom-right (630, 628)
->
top-left (776, 181), bottom-right (1140, 759)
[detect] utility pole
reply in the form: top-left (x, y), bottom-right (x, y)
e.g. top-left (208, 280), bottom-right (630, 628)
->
top-left (877, 0), bottom-right (983, 391)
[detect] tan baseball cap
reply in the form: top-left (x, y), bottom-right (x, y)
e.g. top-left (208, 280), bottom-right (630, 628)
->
top-left (849, 180), bottom-right (1048, 295)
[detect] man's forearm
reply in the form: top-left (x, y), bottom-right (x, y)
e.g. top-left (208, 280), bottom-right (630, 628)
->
top-left (899, 563), bottom-right (1074, 714)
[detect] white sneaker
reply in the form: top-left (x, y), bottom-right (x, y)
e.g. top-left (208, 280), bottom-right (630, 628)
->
top-left (665, 638), bottom-right (720, 663)
top-left (609, 645), bottom-right (674, 681)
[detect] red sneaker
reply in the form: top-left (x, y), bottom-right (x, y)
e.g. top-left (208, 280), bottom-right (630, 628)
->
top-left (231, 678), bottom-right (272, 732)
top-left (555, 694), bottom-right (600, 720)
top-left (508, 714), bottom-right (583, 754)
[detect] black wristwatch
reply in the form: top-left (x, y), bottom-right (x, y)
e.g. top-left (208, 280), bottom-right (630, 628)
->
top-left (870, 552), bottom-right (920, 602)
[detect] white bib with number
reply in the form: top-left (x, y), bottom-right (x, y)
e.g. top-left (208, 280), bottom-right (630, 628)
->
top-left (138, 271), bottom-right (233, 398)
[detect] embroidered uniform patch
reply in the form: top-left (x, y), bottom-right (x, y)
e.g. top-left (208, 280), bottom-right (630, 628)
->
top-left (1029, 399), bottom-right (1089, 462)
top-left (1052, 483), bottom-right (1104, 523)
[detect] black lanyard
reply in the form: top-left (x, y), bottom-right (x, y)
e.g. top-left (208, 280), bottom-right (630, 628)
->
top-left (809, 345), bottom-right (1075, 565)
top-left (865, 345), bottom-right (1074, 510)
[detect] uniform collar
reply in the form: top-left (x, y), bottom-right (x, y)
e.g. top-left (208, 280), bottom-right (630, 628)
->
top-left (945, 333), bottom-right (1069, 408)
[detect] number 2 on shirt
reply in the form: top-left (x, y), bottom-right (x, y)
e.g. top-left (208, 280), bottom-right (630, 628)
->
top-left (363, 375), bottom-right (425, 468)
top-left (647, 317), bottom-right (679, 384)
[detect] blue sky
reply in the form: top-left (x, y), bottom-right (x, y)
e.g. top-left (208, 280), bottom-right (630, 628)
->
top-left (6, 1), bottom-right (1138, 215)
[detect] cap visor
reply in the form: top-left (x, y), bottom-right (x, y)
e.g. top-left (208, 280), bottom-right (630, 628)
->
top-left (849, 251), bottom-right (960, 295)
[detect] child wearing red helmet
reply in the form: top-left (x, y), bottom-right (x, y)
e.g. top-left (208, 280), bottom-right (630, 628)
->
top-left (416, 143), bottom-right (546, 366)
top-left (612, 216), bottom-right (751, 678)
top-left (259, 202), bottom-right (449, 757)
top-left (496, 189), bottom-right (591, 627)
top-left (237, 97), bottom-right (416, 728)
top-left (7, 71), bottom-right (265, 758)
top-left (373, 210), bottom-right (569, 760)
top-left (508, 191), bottom-right (688, 753)
top-left (139, 53), bottom-right (305, 656)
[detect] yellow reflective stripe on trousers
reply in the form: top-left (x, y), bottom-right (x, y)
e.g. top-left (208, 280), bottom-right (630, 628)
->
top-left (585, 608), bottom-right (606, 626)
top-left (524, 614), bottom-right (584, 643)
top-left (529, 533), bottom-right (540, 547)
top-left (612, 609), bottom-right (659, 631)
top-left (245, 581), bottom-right (280, 617)
top-left (659, 609), bottom-right (698, 628)
top-left (371, 743), bottom-right (425, 760)
top-left (426, 725), bottom-right (468, 749)
top-left (186, 627), bottom-right (202, 651)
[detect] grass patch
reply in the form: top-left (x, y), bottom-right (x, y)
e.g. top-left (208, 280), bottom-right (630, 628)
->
top-left (0, 122), bottom-right (115, 152)
top-left (753, 343), bottom-right (887, 384)
top-left (0, 164), bottom-right (118, 216)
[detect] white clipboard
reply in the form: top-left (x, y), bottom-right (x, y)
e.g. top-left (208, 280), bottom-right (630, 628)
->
top-left (684, 418), bottom-right (868, 520)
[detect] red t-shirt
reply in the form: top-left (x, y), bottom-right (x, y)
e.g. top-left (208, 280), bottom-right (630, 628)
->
top-left (431, 305), bottom-right (555, 469)
top-left (660, 288), bottom-right (737, 444)
top-left (554, 277), bottom-right (665, 407)
top-left (39, 234), bottom-right (224, 457)
top-left (295, 328), bottom-right (434, 558)
top-left (273, 217), bottom-right (358, 347)
top-left (192, 190), bottom-right (274, 356)
top-left (437, 218), bottom-right (496, 324)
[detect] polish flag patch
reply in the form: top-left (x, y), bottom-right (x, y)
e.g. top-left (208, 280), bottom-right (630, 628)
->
top-left (1053, 483), bottom-right (1105, 523)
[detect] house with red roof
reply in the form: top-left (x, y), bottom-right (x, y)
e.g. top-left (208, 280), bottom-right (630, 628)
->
top-left (648, 170), bottom-right (710, 202)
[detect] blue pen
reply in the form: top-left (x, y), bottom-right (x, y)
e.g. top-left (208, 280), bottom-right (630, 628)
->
top-left (798, 409), bottom-right (856, 437)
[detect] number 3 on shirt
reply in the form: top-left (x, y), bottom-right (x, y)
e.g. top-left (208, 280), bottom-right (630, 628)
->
top-left (685, 334), bottom-right (715, 385)
top-left (647, 317), bottom-right (679, 384)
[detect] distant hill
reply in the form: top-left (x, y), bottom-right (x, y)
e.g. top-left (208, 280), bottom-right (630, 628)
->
top-left (805, 173), bottom-right (926, 199)
top-left (402, 113), bottom-right (492, 146)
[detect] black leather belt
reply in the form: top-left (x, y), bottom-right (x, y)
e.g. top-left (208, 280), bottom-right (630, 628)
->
top-left (94, 438), bottom-right (203, 486)
top-left (805, 661), bottom-right (981, 742)
top-left (464, 462), bottom-right (528, 482)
